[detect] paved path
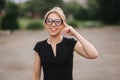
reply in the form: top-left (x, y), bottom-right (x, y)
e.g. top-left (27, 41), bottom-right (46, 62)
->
top-left (0, 27), bottom-right (120, 80)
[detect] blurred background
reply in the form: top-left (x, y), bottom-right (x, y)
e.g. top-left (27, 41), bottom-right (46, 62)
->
top-left (0, 0), bottom-right (120, 80)
top-left (0, 0), bottom-right (120, 30)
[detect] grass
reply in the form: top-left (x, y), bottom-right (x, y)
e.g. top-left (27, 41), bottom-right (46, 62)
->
top-left (18, 18), bottom-right (29, 29)
top-left (77, 21), bottom-right (103, 28)
top-left (18, 17), bottom-right (44, 29)
top-left (67, 20), bottom-right (103, 28)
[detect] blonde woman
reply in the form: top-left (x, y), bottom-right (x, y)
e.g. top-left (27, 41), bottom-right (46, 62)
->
top-left (32, 7), bottom-right (98, 80)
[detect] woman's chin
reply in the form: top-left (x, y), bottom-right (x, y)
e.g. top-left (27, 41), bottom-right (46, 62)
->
top-left (47, 29), bottom-right (62, 37)
top-left (50, 32), bottom-right (60, 37)
top-left (50, 33), bottom-right (58, 37)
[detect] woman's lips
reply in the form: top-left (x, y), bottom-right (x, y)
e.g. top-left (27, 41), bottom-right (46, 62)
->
top-left (50, 28), bottom-right (57, 32)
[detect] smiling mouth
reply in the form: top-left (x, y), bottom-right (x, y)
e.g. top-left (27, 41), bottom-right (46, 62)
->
top-left (50, 28), bottom-right (57, 31)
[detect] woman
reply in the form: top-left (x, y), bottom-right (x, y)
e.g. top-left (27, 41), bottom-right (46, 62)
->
top-left (32, 7), bottom-right (98, 80)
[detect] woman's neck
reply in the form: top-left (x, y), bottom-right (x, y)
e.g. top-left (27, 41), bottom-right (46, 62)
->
top-left (48, 35), bottom-right (63, 45)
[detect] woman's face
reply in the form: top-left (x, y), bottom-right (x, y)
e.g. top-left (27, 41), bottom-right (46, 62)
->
top-left (45, 13), bottom-right (65, 37)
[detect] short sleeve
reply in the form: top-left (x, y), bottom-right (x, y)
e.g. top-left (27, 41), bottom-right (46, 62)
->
top-left (64, 37), bottom-right (77, 51)
top-left (71, 38), bottom-right (77, 47)
top-left (33, 42), bottom-right (40, 53)
top-left (68, 38), bottom-right (77, 48)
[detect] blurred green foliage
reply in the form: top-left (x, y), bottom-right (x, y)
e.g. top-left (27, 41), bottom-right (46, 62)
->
top-left (86, 0), bottom-right (99, 20)
top-left (63, 1), bottom-right (88, 20)
top-left (26, 19), bottom-right (44, 30)
top-left (67, 20), bottom-right (79, 28)
top-left (0, 0), bottom-right (6, 12)
top-left (1, 2), bottom-right (20, 30)
top-left (0, 17), bottom-right (1, 29)
top-left (96, 0), bottom-right (120, 24)
top-left (0, 0), bottom-right (120, 30)
top-left (18, 18), bottom-right (103, 29)
top-left (20, 0), bottom-right (63, 18)
top-left (63, 1), bottom-right (81, 19)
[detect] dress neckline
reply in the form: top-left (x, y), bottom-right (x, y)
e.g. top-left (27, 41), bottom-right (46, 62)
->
top-left (46, 37), bottom-right (64, 46)
top-left (45, 37), bottom-right (64, 58)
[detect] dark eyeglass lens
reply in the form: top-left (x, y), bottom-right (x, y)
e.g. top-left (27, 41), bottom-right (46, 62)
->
top-left (45, 18), bottom-right (63, 26)
top-left (55, 19), bottom-right (62, 26)
top-left (46, 19), bottom-right (52, 25)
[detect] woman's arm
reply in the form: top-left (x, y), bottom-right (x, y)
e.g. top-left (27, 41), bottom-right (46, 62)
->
top-left (74, 33), bottom-right (98, 59)
top-left (32, 51), bottom-right (41, 80)
top-left (63, 23), bottom-right (98, 59)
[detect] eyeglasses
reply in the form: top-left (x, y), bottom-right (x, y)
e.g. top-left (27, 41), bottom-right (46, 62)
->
top-left (45, 18), bottom-right (63, 26)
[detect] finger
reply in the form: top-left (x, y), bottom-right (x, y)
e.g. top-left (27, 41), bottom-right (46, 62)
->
top-left (62, 28), bottom-right (66, 35)
top-left (62, 27), bottom-right (69, 35)
top-left (64, 28), bottom-right (68, 35)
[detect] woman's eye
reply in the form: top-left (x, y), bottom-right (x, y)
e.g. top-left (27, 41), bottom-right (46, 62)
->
top-left (55, 20), bottom-right (62, 23)
top-left (46, 19), bottom-right (52, 24)
top-left (47, 19), bottom-right (52, 23)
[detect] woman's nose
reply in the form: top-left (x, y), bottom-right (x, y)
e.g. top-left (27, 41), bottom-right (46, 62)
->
top-left (51, 22), bottom-right (56, 27)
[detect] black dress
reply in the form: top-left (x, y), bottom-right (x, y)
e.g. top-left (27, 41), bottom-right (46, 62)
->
top-left (34, 37), bottom-right (77, 80)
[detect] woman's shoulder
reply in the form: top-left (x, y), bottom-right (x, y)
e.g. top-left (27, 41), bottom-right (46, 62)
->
top-left (33, 39), bottom-right (47, 51)
top-left (62, 37), bottom-right (77, 47)
top-left (63, 37), bottom-right (77, 43)
top-left (35, 39), bottom-right (47, 46)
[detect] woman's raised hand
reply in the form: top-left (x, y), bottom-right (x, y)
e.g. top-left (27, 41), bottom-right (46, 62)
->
top-left (62, 22), bottom-right (77, 36)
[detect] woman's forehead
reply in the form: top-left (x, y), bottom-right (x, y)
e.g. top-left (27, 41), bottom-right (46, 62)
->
top-left (47, 12), bottom-right (61, 19)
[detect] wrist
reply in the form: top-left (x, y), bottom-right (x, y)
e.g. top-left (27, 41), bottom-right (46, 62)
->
top-left (73, 31), bottom-right (79, 38)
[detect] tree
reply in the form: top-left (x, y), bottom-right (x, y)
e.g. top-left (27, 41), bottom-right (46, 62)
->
top-left (1, 2), bottom-right (20, 30)
top-left (86, 0), bottom-right (99, 20)
top-left (28, 0), bottom-right (64, 18)
top-left (63, 1), bottom-right (81, 20)
top-left (96, 0), bottom-right (120, 24)
top-left (0, 0), bottom-right (6, 14)
top-left (75, 7), bottom-right (89, 20)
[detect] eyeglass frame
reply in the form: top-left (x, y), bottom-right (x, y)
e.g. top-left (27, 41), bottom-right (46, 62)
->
top-left (45, 18), bottom-right (63, 26)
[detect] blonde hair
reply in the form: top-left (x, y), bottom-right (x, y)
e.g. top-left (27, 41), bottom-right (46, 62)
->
top-left (44, 7), bottom-right (66, 22)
